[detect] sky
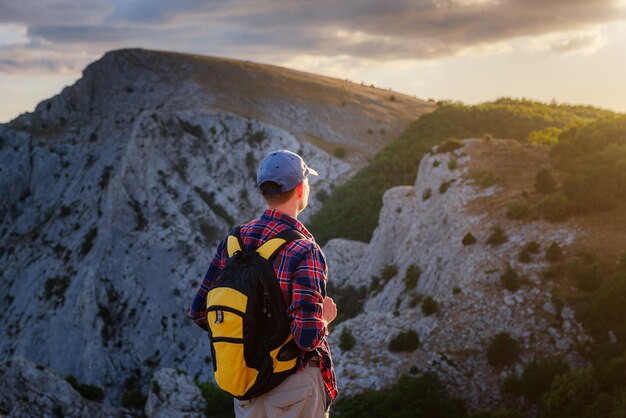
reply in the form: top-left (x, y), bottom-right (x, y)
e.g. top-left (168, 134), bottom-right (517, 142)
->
top-left (1, 0), bottom-right (626, 123)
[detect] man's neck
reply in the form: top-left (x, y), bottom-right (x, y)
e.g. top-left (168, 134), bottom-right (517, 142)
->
top-left (267, 203), bottom-right (298, 219)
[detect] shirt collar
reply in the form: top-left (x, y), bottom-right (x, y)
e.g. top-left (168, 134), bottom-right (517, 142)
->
top-left (261, 208), bottom-right (314, 240)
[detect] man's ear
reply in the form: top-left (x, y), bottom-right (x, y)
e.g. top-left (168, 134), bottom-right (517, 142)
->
top-left (297, 182), bottom-right (304, 198)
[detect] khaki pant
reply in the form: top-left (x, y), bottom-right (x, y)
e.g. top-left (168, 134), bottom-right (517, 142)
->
top-left (234, 364), bottom-right (330, 418)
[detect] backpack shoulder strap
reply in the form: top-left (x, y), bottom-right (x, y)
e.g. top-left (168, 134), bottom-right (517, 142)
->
top-left (257, 229), bottom-right (307, 262)
top-left (226, 225), bottom-right (245, 258)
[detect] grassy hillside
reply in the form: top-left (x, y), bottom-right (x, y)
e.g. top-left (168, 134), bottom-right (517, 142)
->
top-left (309, 98), bottom-right (614, 245)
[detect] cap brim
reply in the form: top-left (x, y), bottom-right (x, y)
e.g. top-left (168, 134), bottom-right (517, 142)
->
top-left (306, 167), bottom-right (319, 177)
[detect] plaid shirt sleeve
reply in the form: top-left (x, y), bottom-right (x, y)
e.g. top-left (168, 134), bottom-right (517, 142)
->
top-left (189, 238), bottom-right (227, 331)
top-left (288, 242), bottom-right (329, 351)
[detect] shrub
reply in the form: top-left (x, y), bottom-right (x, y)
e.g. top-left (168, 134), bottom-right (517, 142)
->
top-left (487, 332), bottom-right (520, 368)
top-left (500, 265), bottom-right (521, 291)
top-left (470, 409), bottom-right (524, 418)
top-left (486, 225), bottom-right (507, 246)
top-left (538, 193), bottom-right (569, 222)
top-left (541, 368), bottom-right (599, 418)
top-left (439, 179), bottom-right (455, 194)
top-left (518, 248), bottom-right (532, 263)
top-left (505, 357), bottom-right (570, 404)
top-left (462, 232), bottom-right (477, 245)
top-left (369, 276), bottom-right (381, 293)
top-left (339, 327), bottom-right (356, 351)
top-left (506, 201), bottom-right (530, 220)
top-left (525, 240), bottom-right (541, 254)
top-left (65, 375), bottom-right (105, 402)
top-left (569, 252), bottom-right (605, 293)
top-left (316, 189), bottom-right (329, 202)
top-left (195, 380), bottom-right (232, 418)
top-left (404, 264), bottom-right (422, 291)
top-left (59, 205), bottom-right (72, 218)
top-left (98, 165), bottom-right (113, 189)
top-left (535, 168), bottom-right (558, 193)
top-left (469, 170), bottom-right (499, 189)
top-left (335, 146), bottom-right (346, 159)
top-left (199, 219), bottom-right (218, 243)
top-left (332, 373), bottom-right (466, 418)
top-left (121, 389), bottom-right (147, 410)
top-left (44, 275), bottom-right (71, 301)
top-left (421, 296), bottom-right (438, 316)
top-left (380, 264), bottom-right (398, 282)
top-left (437, 140), bottom-right (464, 153)
top-left (79, 227), bottom-right (98, 257)
top-left (389, 329), bottom-right (420, 352)
top-left (329, 283), bottom-right (367, 323)
top-left (546, 241), bottom-right (563, 262)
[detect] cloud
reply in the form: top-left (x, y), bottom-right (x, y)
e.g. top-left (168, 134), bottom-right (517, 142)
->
top-left (0, 0), bottom-right (624, 75)
top-left (524, 31), bottom-right (607, 55)
top-left (549, 33), bottom-right (607, 54)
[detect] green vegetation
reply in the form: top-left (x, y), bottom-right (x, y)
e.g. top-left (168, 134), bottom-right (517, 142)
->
top-left (421, 296), bottom-right (438, 316)
top-left (381, 264), bottom-right (399, 282)
top-left (332, 373), bottom-right (466, 418)
top-left (504, 357), bottom-right (570, 404)
top-left (500, 265), bottom-right (521, 291)
top-left (439, 179), bottom-right (455, 194)
top-left (79, 226), bottom-right (98, 257)
top-left (550, 115), bottom-right (626, 216)
top-left (44, 275), bottom-right (71, 302)
top-left (194, 187), bottom-right (234, 226)
top-left (309, 99), bottom-right (612, 245)
top-left (537, 192), bottom-right (569, 222)
top-left (487, 332), bottom-right (520, 368)
top-left (486, 225), bottom-right (507, 246)
top-left (65, 375), bottom-right (105, 402)
top-left (121, 389), bottom-right (147, 410)
top-left (403, 264), bottom-right (421, 291)
top-left (335, 146), bottom-right (346, 159)
top-left (98, 165), bottom-right (113, 189)
top-left (339, 327), bottom-right (357, 351)
top-left (545, 241), bottom-right (563, 262)
top-left (389, 329), bottom-right (420, 352)
top-left (506, 201), bottom-right (531, 220)
top-left (569, 252), bottom-right (605, 293)
top-left (469, 170), bottom-right (500, 189)
top-left (328, 283), bottom-right (367, 323)
top-left (195, 380), bottom-right (233, 418)
top-left (535, 168), bottom-right (558, 193)
top-left (462, 232), bottom-right (477, 245)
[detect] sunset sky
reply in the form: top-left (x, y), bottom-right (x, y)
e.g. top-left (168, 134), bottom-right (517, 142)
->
top-left (1, 0), bottom-right (626, 123)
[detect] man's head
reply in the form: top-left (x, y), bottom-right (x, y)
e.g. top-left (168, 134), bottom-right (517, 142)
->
top-left (257, 150), bottom-right (318, 214)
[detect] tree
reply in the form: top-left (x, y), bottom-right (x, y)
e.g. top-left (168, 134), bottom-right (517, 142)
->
top-left (339, 327), bottom-right (357, 351)
top-left (487, 333), bottom-right (520, 368)
top-left (535, 169), bottom-right (558, 193)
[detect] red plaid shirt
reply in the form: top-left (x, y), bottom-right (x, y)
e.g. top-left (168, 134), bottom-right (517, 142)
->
top-left (189, 209), bottom-right (338, 401)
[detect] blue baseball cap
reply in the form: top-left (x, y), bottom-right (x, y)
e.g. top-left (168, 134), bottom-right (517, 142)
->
top-left (257, 150), bottom-right (318, 194)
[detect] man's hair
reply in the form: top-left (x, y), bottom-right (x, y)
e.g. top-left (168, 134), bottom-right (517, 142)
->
top-left (260, 181), bottom-right (297, 205)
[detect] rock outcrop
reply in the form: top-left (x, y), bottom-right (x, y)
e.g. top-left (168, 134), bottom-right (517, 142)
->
top-left (325, 138), bottom-right (590, 408)
top-left (0, 48), bottom-right (432, 405)
top-left (0, 357), bottom-right (120, 418)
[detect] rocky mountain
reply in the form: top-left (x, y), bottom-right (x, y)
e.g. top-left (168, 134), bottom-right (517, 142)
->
top-left (325, 137), bottom-right (602, 409)
top-left (0, 48), bottom-right (433, 409)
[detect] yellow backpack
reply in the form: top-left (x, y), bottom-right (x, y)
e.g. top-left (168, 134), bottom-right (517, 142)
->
top-left (206, 226), bottom-right (305, 399)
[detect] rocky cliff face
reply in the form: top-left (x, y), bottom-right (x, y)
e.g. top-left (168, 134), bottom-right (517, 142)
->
top-left (0, 48), bottom-right (432, 405)
top-left (325, 138), bottom-right (590, 408)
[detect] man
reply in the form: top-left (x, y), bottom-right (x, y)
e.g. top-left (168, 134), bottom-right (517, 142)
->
top-left (189, 149), bottom-right (338, 417)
